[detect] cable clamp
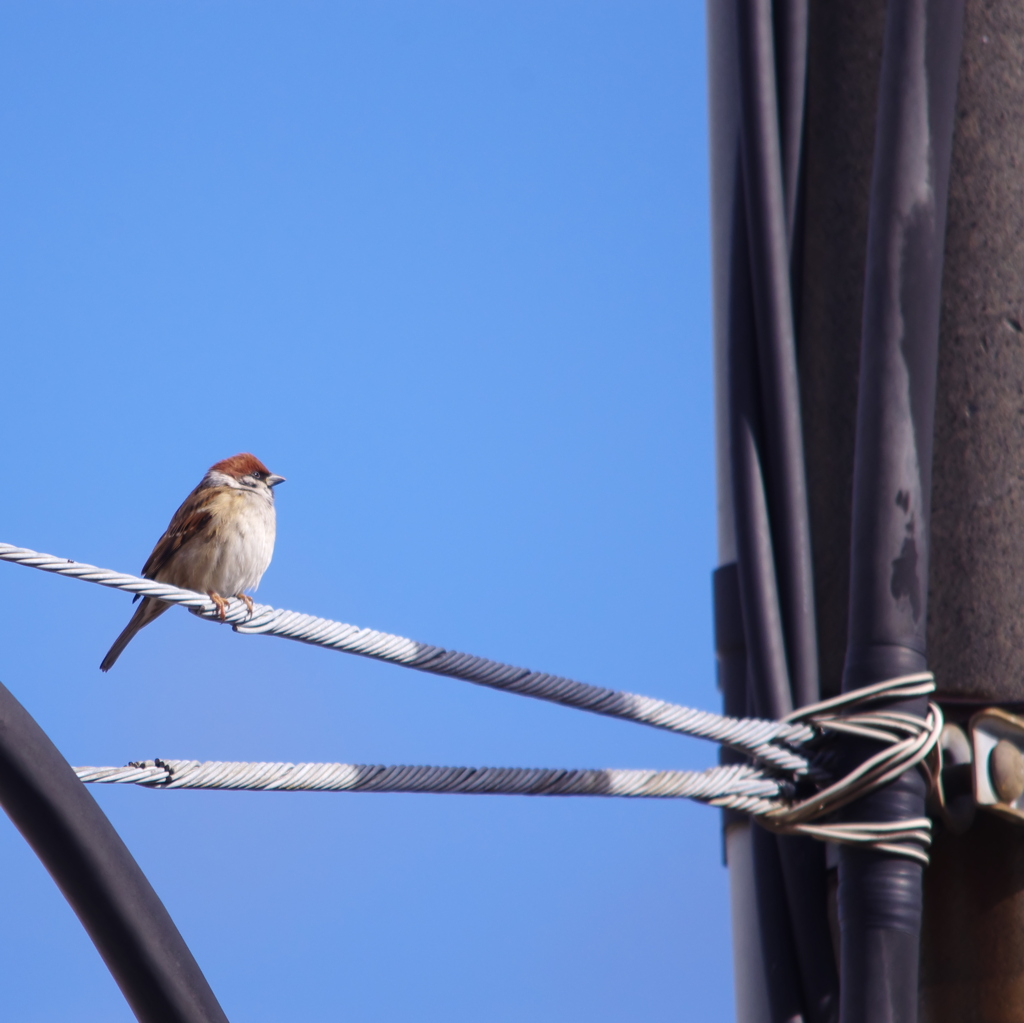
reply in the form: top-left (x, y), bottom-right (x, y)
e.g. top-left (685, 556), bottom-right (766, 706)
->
top-left (756, 673), bottom-right (941, 865)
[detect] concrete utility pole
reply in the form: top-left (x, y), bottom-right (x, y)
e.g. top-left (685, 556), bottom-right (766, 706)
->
top-left (799, 1), bottom-right (1024, 1018)
top-left (922, 3), bottom-right (1024, 1018)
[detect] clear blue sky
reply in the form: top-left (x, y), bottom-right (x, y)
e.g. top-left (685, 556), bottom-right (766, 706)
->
top-left (0, 2), bottom-right (724, 1020)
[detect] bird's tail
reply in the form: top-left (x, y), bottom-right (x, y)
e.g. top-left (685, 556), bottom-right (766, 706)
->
top-left (100, 597), bottom-right (171, 672)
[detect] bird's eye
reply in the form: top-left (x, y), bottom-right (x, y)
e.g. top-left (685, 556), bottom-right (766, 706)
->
top-left (251, 471), bottom-right (262, 480)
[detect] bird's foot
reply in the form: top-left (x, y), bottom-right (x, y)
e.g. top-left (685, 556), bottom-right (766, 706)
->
top-left (236, 593), bottom-right (254, 615)
top-left (208, 591), bottom-right (229, 621)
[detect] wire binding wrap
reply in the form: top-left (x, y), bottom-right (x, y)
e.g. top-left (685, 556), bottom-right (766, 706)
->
top-left (762, 672), bottom-right (943, 865)
top-left (0, 542), bottom-right (813, 774)
top-left (74, 760), bottom-right (788, 813)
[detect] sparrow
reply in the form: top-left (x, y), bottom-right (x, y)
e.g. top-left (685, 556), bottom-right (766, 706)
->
top-left (99, 453), bottom-right (285, 671)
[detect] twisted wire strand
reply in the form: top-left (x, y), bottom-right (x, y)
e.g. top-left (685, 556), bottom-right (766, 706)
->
top-left (72, 680), bottom-right (940, 861)
top-left (2, 543), bottom-right (943, 861)
top-left (74, 760), bottom-right (787, 814)
top-left (74, 676), bottom-right (940, 862)
top-left (0, 543), bottom-right (812, 773)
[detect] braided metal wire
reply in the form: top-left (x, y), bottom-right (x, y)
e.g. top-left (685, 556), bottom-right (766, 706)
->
top-left (3, 542), bottom-right (944, 861)
top-left (74, 759), bottom-right (787, 814)
top-left (0, 543), bottom-right (812, 773)
top-left (75, 677), bottom-right (941, 861)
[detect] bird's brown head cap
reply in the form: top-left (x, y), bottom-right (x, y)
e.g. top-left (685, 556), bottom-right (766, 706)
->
top-left (209, 456), bottom-right (284, 487)
top-left (210, 453), bottom-right (276, 480)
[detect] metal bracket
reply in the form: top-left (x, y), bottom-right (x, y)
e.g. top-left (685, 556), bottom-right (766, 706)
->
top-left (932, 722), bottom-right (976, 834)
top-left (969, 708), bottom-right (1024, 824)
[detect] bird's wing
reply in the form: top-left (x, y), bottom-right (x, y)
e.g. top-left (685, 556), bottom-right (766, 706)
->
top-left (141, 485), bottom-right (221, 579)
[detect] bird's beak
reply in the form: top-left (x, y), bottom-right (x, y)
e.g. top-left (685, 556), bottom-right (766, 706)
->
top-left (267, 474), bottom-right (286, 487)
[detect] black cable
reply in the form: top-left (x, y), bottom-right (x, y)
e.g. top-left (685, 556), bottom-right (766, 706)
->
top-left (728, 147), bottom-right (838, 1023)
top-left (762, 12), bottom-right (839, 1017)
top-left (714, 562), bottom-right (749, 849)
top-left (752, 824), bottom-right (806, 1022)
top-left (770, 0), bottom-right (808, 251)
top-left (0, 680), bottom-right (228, 1023)
top-left (840, 2), bottom-right (965, 1021)
top-left (770, 0), bottom-right (808, 340)
top-left (728, 161), bottom-right (792, 724)
top-left (715, 555), bottom-right (807, 1023)
top-left (726, 3), bottom-right (841, 1020)
top-left (737, 0), bottom-right (820, 715)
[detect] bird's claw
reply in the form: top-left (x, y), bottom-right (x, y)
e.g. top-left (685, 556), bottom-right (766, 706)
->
top-left (208, 592), bottom-right (230, 621)
top-left (236, 593), bottom-right (255, 616)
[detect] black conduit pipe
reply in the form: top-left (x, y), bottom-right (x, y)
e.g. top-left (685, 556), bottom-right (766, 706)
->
top-left (752, 822), bottom-right (806, 1023)
top-left (729, 131), bottom-right (839, 1023)
top-left (729, 4), bottom-right (839, 1020)
top-left (0, 680), bottom-right (229, 1023)
top-left (770, 0), bottom-right (808, 252)
top-left (840, 2), bottom-right (964, 1021)
top-left (728, 168), bottom-right (792, 725)
top-left (736, 0), bottom-right (819, 714)
top-left (762, 11), bottom-right (838, 1021)
top-left (715, 562), bottom-right (805, 1023)
top-left (728, 195), bottom-right (809, 1023)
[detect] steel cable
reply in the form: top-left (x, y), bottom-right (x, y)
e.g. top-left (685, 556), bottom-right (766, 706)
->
top-left (2, 542), bottom-right (940, 860)
top-left (0, 542), bottom-right (813, 773)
